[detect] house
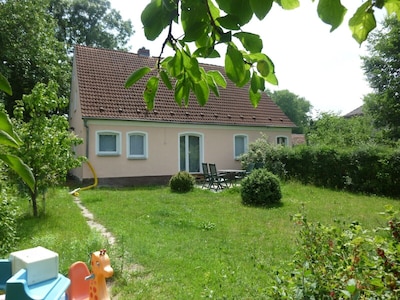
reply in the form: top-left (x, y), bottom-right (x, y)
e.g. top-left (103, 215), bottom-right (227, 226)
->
top-left (343, 105), bottom-right (364, 118)
top-left (69, 45), bottom-right (295, 186)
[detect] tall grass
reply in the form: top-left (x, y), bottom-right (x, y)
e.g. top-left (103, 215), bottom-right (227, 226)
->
top-left (10, 183), bottom-right (399, 299)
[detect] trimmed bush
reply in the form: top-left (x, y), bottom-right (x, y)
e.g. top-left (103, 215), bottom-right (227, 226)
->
top-left (241, 169), bottom-right (282, 206)
top-left (169, 171), bottom-right (195, 193)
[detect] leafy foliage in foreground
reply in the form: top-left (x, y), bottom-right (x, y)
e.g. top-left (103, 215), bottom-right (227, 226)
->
top-left (127, 0), bottom-right (400, 109)
top-left (269, 206), bottom-right (400, 299)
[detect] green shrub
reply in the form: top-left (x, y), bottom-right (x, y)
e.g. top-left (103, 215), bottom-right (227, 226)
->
top-left (268, 206), bottom-right (400, 299)
top-left (240, 169), bottom-right (282, 206)
top-left (0, 190), bottom-right (19, 256)
top-left (169, 171), bottom-right (195, 193)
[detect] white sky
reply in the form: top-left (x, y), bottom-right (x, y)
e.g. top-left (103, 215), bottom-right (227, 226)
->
top-left (110, 0), bottom-right (386, 115)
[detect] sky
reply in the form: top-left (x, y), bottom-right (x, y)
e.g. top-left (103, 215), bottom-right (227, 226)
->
top-left (110, 0), bottom-right (386, 115)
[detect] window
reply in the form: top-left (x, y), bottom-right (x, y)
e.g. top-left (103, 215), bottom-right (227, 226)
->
top-left (96, 131), bottom-right (121, 156)
top-left (127, 132), bottom-right (147, 159)
top-left (276, 136), bottom-right (288, 146)
top-left (179, 133), bottom-right (203, 173)
top-left (234, 135), bottom-right (248, 159)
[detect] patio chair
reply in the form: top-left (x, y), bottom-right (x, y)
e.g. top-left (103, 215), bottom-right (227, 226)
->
top-left (209, 163), bottom-right (228, 191)
top-left (201, 163), bottom-right (212, 189)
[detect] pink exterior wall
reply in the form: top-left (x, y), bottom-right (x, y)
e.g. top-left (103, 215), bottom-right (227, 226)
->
top-left (69, 119), bottom-right (291, 181)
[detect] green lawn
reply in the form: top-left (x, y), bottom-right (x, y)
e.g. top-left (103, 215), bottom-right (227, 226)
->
top-left (13, 182), bottom-right (400, 299)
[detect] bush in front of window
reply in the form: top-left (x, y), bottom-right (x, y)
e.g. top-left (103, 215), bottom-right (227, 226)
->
top-left (169, 171), bottom-right (196, 193)
top-left (241, 169), bottom-right (282, 206)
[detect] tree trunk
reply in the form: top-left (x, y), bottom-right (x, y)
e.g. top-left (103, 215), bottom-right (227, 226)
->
top-left (30, 186), bottom-right (38, 217)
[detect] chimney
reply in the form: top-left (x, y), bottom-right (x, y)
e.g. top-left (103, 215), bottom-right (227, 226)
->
top-left (138, 47), bottom-right (150, 57)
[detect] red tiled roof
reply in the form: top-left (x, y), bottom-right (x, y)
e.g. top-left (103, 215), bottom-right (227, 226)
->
top-left (74, 45), bottom-right (295, 128)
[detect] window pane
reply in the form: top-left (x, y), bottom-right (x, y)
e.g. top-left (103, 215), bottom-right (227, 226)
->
top-left (99, 134), bottom-right (116, 152)
top-left (188, 136), bottom-right (200, 172)
top-left (235, 136), bottom-right (245, 157)
top-left (130, 135), bottom-right (144, 156)
top-left (180, 136), bottom-right (186, 171)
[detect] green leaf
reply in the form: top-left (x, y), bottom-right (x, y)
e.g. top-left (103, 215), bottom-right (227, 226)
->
top-left (141, 0), bottom-right (172, 41)
top-left (0, 154), bottom-right (35, 192)
top-left (0, 111), bottom-right (22, 146)
top-left (207, 70), bottom-right (227, 88)
top-left (0, 130), bottom-right (20, 148)
top-left (183, 54), bottom-right (202, 82)
top-left (278, 0), bottom-right (300, 10)
top-left (384, 0), bottom-right (400, 20)
top-left (234, 32), bottom-right (263, 53)
top-left (143, 76), bottom-right (159, 110)
top-left (174, 79), bottom-right (190, 106)
top-left (125, 67), bottom-right (151, 88)
top-left (250, 72), bottom-right (265, 93)
top-left (217, 15), bottom-right (241, 30)
top-left (225, 43), bottom-right (247, 86)
top-left (257, 60), bottom-right (270, 77)
top-left (349, 1), bottom-right (376, 44)
top-left (317, 0), bottom-right (348, 32)
top-left (249, 87), bottom-right (261, 107)
top-left (216, 0), bottom-right (253, 25)
top-left (159, 70), bottom-right (173, 90)
top-left (250, 0), bottom-right (273, 20)
top-left (206, 73), bottom-right (220, 97)
top-left (0, 73), bottom-right (12, 96)
top-left (193, 47), bottom-right (221, 58)
top-left (194, 79), bottom-right (210, 106)
top-left (168, 49), bottom-right (183, 77)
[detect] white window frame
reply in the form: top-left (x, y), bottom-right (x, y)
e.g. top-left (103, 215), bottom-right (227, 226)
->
top-left (127, 131), bottom-right (148, 159)
top-left (276, 136), bottom-right (289, 146)
top-left (96, 131), bottom-right (121, 156)
top-left (234, 134), bottom-right (248, 160)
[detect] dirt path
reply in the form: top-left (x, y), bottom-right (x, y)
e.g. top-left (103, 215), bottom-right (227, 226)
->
top-left (72, 196), bottom-right (116, 245)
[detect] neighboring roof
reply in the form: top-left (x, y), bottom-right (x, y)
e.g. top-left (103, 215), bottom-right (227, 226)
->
top-left (73, 45), bottom-right (295, 128)
top-left (343, 105), bottom-right (363, 118)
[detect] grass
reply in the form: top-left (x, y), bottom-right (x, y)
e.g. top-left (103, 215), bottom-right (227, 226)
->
top-left (13, 182), bottom-right (400, 299)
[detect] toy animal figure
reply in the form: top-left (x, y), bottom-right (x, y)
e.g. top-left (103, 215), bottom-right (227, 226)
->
top-left (67, 249), bottom-right (113, 300)
top-left (87, 249), bottom-right (113, 300)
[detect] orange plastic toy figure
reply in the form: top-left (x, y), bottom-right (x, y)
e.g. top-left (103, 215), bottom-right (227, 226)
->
top-left (67, 249), bottom-right (113, 300)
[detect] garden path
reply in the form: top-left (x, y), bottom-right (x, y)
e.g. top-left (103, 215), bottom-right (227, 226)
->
top-left (72, 196), bottom-right (116, 245)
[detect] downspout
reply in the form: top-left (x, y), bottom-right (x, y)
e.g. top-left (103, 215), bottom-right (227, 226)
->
top-left (84, 118), bottom-right (89, 158)
top-left (70, 119), bottom-right (97, 196)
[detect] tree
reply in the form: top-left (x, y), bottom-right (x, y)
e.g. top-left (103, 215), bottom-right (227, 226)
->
top-left (268, 89), bottom-right (312, 133)
top-left (362, 17), bottom-right (400, 141)
top-left (0, 0), bottom-right (71, 116)
top-left (12, 81), bottom-right (85, 217)
top-left (306, 112), bottom-right (379, 148)
top-left (128, 0), bottom-right (400, 109)
top-left (48, 0), bottom-right (134, 54)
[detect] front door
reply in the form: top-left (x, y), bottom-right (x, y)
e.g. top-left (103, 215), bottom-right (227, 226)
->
top-left (180, 134), bottom-right (200, 173)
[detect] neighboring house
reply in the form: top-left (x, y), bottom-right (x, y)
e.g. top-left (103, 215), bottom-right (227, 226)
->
top-left (69, 45), bottom-right (295, 186)
top-left (343, 105), bottom-right (364, 118)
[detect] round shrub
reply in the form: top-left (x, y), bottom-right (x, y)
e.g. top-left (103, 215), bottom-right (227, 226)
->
top-left (169, 171), bottom-right (196, 193)
top-left (241, 169), bottom-right (282, 206)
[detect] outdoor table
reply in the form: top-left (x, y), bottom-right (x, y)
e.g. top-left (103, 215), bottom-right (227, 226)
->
top-left (218, 169), bottom-right (246, 186)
